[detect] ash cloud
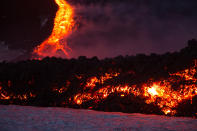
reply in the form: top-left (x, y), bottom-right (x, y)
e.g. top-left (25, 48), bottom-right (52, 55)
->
top-left (67, 0), bottom-right (197, 59)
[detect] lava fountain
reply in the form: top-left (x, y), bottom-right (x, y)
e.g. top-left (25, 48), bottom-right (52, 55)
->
top-left (33, 0), bottom-right (75, 59)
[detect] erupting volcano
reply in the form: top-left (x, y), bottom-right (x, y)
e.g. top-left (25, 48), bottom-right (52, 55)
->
top-left (1, 0), bottom-right (197, 118)
top-left (33, 0), bottom-right (75, 59)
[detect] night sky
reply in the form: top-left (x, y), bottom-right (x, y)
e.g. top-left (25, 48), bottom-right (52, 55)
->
top-left (1, 0), bottom-right (197, 61)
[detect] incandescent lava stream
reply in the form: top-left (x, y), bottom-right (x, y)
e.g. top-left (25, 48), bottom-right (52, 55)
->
top-left (33, 0), bottom-right (75, 59)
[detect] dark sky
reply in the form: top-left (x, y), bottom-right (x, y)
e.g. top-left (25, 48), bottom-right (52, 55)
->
top-left (1, 0), bottom-right (197, 61)
top-left (68, 0), bottom-right (197, 58)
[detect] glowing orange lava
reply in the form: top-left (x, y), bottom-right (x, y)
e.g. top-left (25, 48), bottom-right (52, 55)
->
top-left (33, 0), bottom-right (75, 59)
top-left (147, 85), bottom-right (158, 96)
top-left (1, 60), bottom-right (197, 116)
top-left (72, 60), bottom-right (197, 116)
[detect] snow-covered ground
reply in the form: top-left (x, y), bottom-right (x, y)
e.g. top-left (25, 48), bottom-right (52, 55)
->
top-left (0, 105), bottom-right (196, 131)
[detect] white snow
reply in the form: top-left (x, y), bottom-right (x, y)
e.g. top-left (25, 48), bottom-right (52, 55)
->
top-left (0, 105), bottom-right (196, 131)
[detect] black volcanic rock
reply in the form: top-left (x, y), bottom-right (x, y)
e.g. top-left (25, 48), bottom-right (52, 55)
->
top-left (1, 0), bottom-right (57, 52)
top-left (0, 40), bottom-right (197, 117)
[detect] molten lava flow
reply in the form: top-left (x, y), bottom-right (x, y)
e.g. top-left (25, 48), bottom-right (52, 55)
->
top-left (33, 0), bottom-right (75, 59)
top-left (85, 73), bottom-right (120, 89)
top-left (72, 61), bottom-right (197, 116)
top-left (1, 59), bottom-right (197, 116)
top-left (147, 85), bottom-right (158, 96)
top-left (0, 81), bottom-right (36, 101)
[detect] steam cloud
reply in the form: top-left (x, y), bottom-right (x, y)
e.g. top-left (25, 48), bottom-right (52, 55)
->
top-left (67, 0), bottom-right (197, 59)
